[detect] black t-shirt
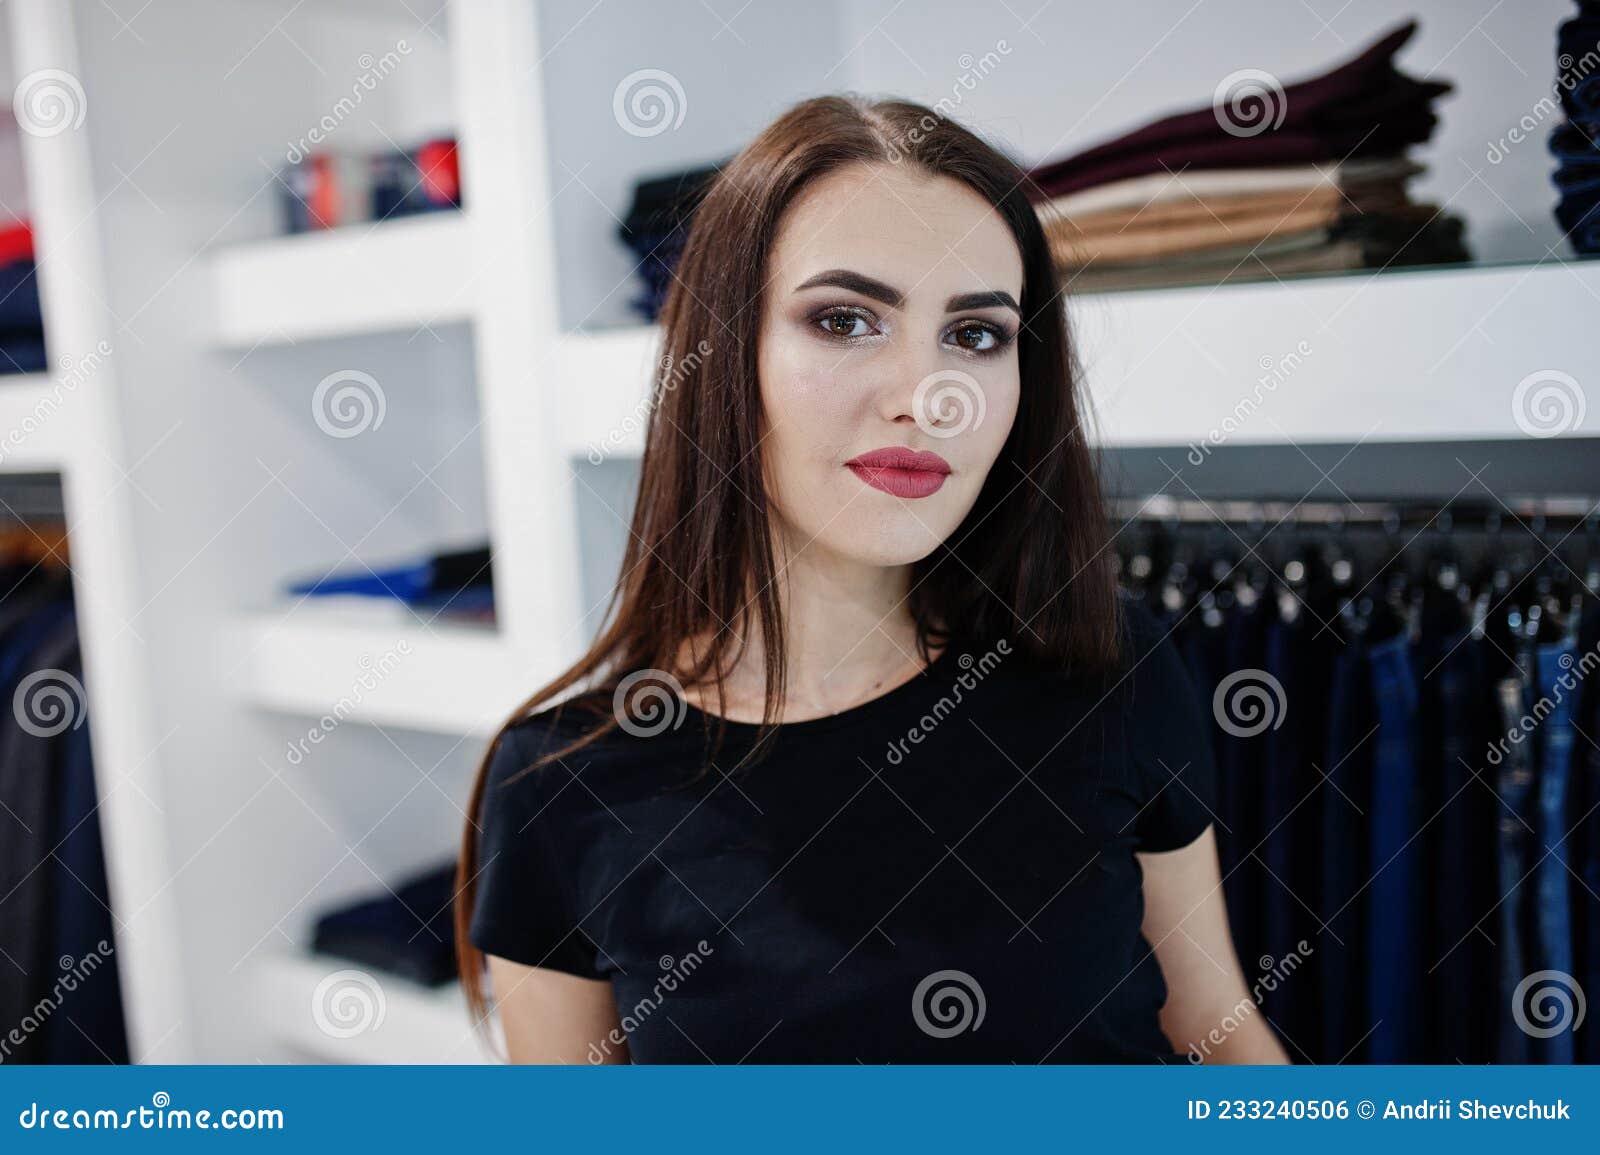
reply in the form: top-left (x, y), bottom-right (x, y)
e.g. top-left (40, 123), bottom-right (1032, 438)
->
top-left (469, 601), bottom-right (1217, 1063)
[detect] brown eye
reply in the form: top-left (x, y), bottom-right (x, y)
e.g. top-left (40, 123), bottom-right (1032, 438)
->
top-left (951, 323), bottom-right (996, 351)
top-left (816, 310), bottom-right (872, 339)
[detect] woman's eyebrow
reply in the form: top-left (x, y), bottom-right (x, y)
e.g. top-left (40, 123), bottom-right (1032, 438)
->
top-left (793, 268), bottom-right (903, 306)
top-left (946, 290), bottom-right (1020, 315)
top-left (793, 270), bottom-right (1021, 317)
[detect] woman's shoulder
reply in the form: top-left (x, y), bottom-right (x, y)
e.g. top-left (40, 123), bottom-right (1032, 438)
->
top-left (486, 690), bottom-right (623, 783)
top-left (1113, 592), bottom-right (1195, 703)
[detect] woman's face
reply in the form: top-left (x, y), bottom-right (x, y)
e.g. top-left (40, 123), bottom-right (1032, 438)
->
top-left (756, 161), bottom-right (1024, 569)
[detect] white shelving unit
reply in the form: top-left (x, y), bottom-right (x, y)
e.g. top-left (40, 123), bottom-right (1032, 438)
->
top-left (15, 0), bottom-right (1592, 1065)
top-left (555, 260), bottom-right (1600, 459)
top-left (211, 212), bottom-right (475, 345)
top-left (255, 953), bottom-right (498, 1065)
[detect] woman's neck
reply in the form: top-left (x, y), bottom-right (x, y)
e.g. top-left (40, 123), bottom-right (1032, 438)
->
top-left (680, 537), bottom-right (937, 722)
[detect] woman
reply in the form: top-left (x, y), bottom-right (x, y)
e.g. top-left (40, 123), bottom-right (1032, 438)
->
top-left (456, 95), bottom-right (1287, 1064)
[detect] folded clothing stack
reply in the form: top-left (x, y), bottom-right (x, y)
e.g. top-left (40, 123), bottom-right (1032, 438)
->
top-left (281, 137), bottom-right (461, 233)
top-left (1028, 20), bottom-right (1470, 293)
top-left (1551, 1), bottom-right (1600, 255)
top-left (618, 161), bottom-right (724, 321)
top-left (311, 861), bottom-right (457, 986)
top-left (287, 543), bottom-right (493, 622)
top-left (0, 221), bottom-right (45, 374)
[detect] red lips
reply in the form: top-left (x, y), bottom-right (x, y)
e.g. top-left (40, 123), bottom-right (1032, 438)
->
top-left (844, 446), bottom-right (951, 499)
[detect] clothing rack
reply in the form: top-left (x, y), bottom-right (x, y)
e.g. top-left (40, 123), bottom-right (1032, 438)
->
top-left (1110, 494), bottom-right (1600, 530)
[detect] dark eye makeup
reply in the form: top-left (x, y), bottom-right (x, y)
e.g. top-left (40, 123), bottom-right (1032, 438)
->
top-left (805, 303), bottom-right (1016, 357)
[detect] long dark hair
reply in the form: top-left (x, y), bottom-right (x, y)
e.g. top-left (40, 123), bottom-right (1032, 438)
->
top-left (456, 94), bottom-right (1123, 1026)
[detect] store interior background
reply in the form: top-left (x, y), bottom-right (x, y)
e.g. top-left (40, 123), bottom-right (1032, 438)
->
top-left (0, 0), bottom-right (1593, 1063)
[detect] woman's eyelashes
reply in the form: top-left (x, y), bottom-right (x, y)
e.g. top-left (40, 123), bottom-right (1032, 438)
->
top-left (945, 318), bottom-right (1015, 356)
top-left (807, 305), bottom-right (1016, 358)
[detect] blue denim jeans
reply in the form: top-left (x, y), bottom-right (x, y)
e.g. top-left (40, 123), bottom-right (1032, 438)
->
top-left (1320, 639), bottom-right (1372, 1061)
top-left (1495, 670), bottom-right (1537, 1064)
top-left (1533, 636), bottom-right (1579, 1063)
top-left (1425, 623), bottom-right (1496, 1062)
top-left (1365, 631), bottom-right (1424, 1062)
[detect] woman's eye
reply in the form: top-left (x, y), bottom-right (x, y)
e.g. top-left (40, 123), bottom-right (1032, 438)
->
top-left (949, 322), bottom-right (999, 352)
top-left (817, 311), bottom-right (873, 339)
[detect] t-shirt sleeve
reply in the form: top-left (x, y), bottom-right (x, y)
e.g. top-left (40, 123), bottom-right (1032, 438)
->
top-left (1121, 602), bottom-right (1219, 853)
top-left (468, 721), bottom-right (606, 979)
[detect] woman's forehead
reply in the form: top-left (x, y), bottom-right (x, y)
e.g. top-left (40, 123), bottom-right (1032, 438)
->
top-left (769, 163), bottom-right (1023, 301)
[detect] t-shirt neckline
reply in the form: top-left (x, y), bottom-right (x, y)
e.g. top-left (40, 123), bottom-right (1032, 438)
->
top-left (675, 645), bottom-right (962, 737)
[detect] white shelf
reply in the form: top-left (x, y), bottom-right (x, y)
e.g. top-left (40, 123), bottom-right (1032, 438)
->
top-left (555, 260), bottom-right (1600, 458)
top-left (256, 953), bottom-right (497, 1065)
top-left (0, 373), bottom-right (78, 470)
top-left (230, 603), bottom-right (557, 737)
top-left (210, 213), bottom-right (475, 346)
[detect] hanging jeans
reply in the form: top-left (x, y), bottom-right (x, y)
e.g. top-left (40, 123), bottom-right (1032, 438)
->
top-left (1532, 636), bottom-right (1579, 1063)
top-left (1320, 639), bottom-right (1372, 1062)
top-left (1494, 671), bottom-right (1537, 1064)
top-left (1575, 602), bottom-right (1600, 1065)
top-left (1365, 631), bottom-right (1424, 1062)
top-left (1425, 624), bottom-right (1495, 1062)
